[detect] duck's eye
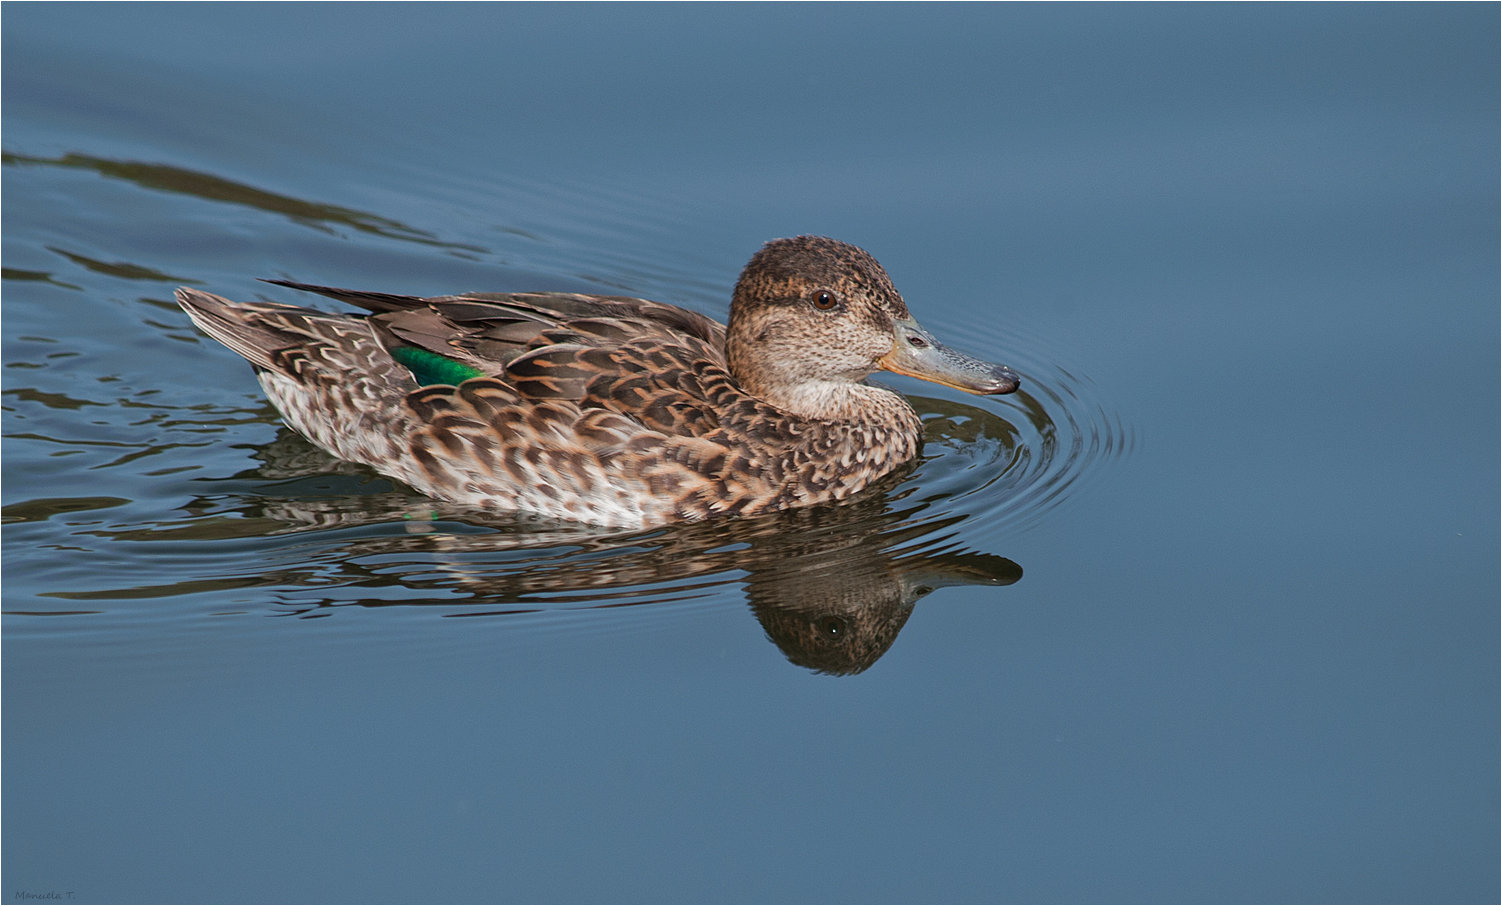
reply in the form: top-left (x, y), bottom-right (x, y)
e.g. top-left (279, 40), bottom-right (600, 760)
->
top-left (906, 335), bottom-right (929, 349)
top-left (818, 616), bottom-right (848, 639)
top-left (812, 290), bottom-right (839, 311)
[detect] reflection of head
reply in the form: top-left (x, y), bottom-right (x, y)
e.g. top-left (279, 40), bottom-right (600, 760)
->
top-left (748, 558), bottom-right (917, 675)
top-left (747, 547), bottom-right (1022, 676)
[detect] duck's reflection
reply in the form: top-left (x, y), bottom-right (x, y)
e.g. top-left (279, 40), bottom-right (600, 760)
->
top-left (100, 427), bottom-right (1022, 674)
top-left (744, 528), bottom-right (1020, 675)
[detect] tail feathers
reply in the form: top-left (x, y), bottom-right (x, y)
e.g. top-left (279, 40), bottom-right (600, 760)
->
top-left (176, 286), bottom-right (383, 380)
top-left (260, 279), bottom-right (429, 314)
top-left (175, 287), bottom-right (292, 371)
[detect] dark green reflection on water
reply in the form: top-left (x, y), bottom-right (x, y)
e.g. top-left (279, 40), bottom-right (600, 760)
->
top-left (1, 267), bottom-right (82, 290)
top-left (2, 151), bottom-right (485, 252)
top-left (1, 495), bottom-right (130, 523)
top-left (44, 246), bottom-right (199, 284)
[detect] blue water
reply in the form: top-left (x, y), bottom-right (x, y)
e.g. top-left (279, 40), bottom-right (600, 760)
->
top-left (4, 5), bottom-right (1497, 903)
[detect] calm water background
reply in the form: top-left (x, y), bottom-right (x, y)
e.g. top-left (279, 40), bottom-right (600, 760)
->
top-left (4, 4), bottom-right (1497, 903)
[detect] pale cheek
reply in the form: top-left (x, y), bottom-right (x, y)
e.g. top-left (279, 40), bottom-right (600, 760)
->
top-left (833, 321), bottom-right (894, 364)
top-left (756, 315), bottom-right (892, 377)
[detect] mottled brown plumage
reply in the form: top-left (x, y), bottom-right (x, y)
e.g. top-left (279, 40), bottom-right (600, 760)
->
top-left (176, 236), bottom-right (1019, 528)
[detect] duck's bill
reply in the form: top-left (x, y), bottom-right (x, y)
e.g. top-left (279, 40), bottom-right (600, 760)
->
top-left (879, 317), bottom-right (1020, 395)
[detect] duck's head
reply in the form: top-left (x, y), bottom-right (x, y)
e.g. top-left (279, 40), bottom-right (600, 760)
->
top-left (726, 236), bottom-right (1020, 419)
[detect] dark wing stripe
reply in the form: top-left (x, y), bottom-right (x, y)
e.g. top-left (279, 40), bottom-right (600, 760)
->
top-left (261, 279), bottom-right (430, 313)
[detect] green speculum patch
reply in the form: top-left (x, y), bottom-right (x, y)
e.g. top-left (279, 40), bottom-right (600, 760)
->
top-left (390, 346), bottom-right (486, 386)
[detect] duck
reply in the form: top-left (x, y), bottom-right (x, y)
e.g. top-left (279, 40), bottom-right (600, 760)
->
top-left (176, 235), bottom-right (1019, 528)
